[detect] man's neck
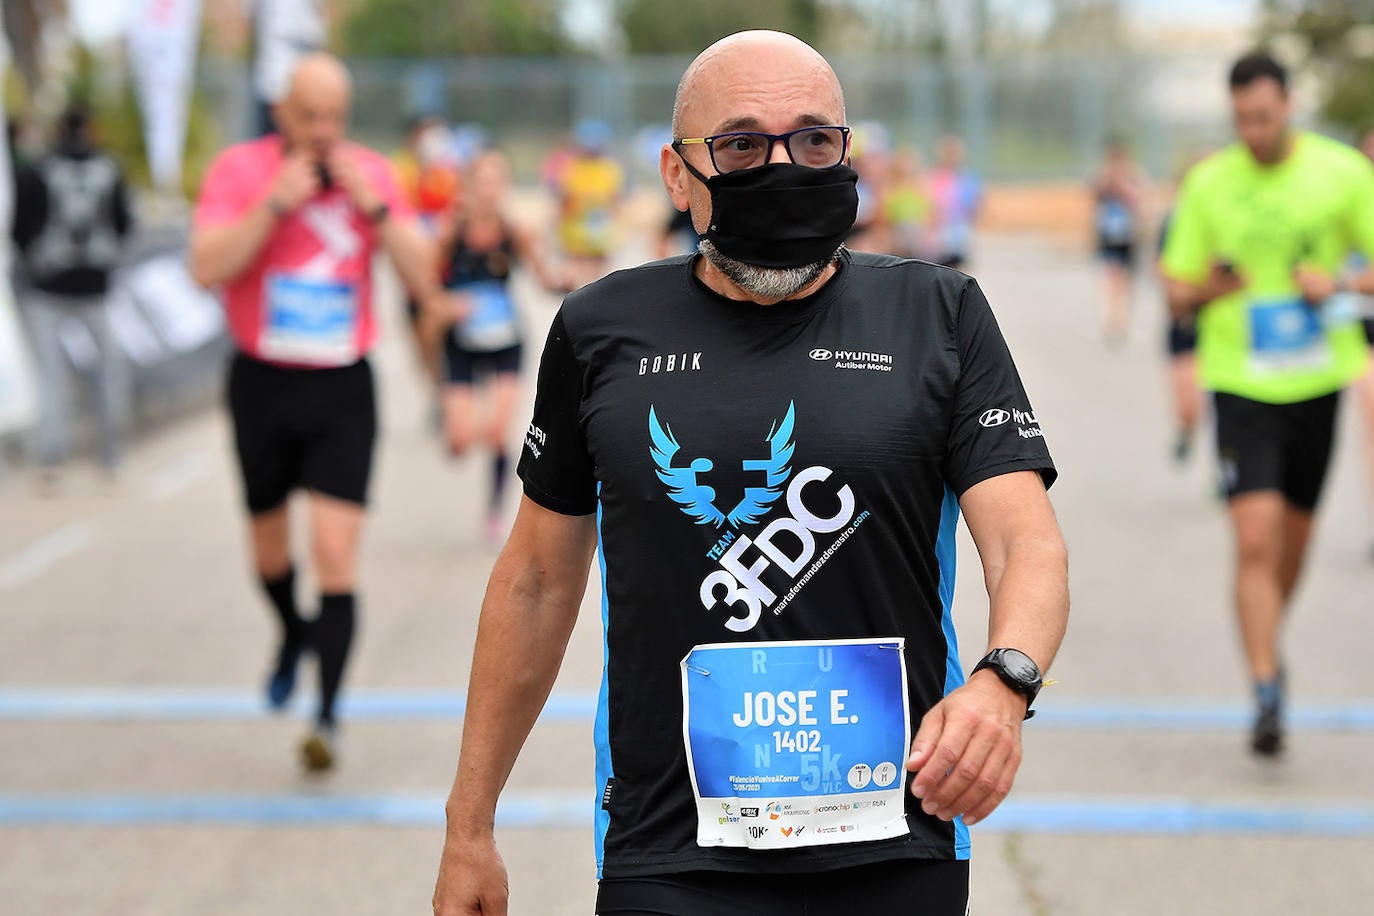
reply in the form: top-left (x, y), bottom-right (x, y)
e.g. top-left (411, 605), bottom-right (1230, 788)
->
top-left (694, 256), bottom-right (839, 306)
top-left (1254, 130), bottom-right (1296, 167)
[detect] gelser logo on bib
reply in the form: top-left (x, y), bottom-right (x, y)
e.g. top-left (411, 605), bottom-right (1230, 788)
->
top-left (647, 402), bottom-right (869, 634)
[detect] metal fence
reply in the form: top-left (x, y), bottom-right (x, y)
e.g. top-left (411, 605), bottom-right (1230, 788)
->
top-left (199, 50), bottom-right (1256, 184)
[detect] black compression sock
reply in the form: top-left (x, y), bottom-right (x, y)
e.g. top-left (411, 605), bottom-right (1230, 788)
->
top-left (261, 567), bottom-right (305, 643)
top-left (491, 451), bottom-right (509, 511)
top-left (313, 592), bottom-right (357, 727)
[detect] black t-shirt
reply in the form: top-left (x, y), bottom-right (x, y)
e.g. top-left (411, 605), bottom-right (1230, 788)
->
top-left (518, 250), bottom-right (1055, 879)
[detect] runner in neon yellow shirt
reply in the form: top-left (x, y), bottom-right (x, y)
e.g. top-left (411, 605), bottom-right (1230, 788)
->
top-left (1160, 51), bottom-right (1374, 758)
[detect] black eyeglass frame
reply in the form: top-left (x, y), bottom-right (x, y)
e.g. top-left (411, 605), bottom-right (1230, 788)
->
top-left (671, 125), bottom-right (852, 175)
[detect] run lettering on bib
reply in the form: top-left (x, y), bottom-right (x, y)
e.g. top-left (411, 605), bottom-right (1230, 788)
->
top-left (680, 638), bottom-right (911, 850)
top-left (1247, 297), bottom-right (1331, 374)
top-left (260, 273), bottom-right (360, 367)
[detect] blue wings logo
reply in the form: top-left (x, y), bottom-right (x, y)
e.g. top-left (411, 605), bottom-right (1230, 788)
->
top-left (648, 402), bottom-right (797, 529)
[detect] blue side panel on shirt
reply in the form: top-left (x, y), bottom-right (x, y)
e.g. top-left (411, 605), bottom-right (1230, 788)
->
top-left (594, 485), bottom-right (614, 879)
top-left (936, 485), bottom-right (971, 860)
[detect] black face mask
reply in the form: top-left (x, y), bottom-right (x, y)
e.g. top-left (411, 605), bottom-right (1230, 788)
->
top-left (678, 157), bottom-right (859, 268)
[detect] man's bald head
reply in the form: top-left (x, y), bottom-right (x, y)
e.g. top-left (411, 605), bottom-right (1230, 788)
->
top-left (274, 53), bottom-right (353, 157)
top-left (671, 31), bottom-right (844, 139)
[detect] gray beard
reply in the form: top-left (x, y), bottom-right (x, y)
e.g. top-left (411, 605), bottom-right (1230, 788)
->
top-left (698, 239), bottom-right (841, 301)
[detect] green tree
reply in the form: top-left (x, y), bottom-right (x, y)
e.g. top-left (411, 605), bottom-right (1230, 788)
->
top-left (339, 0), bottom-right (569, 57)
top-left (616, 0), bottom-right (822, 54)
top-left (1262, 0), bottom-right (1374, 133)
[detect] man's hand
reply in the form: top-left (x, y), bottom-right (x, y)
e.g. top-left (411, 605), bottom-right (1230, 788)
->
top-left (327, 146), bottom-right (384, 216)
top-left (432, 830), bottom-right (509, 916)
top-left (1200, 261), bottom-right (1246, 305)
top-left (1294, 265), bottom-right (1339, 306)
top-left (268, 151), bottom-right (320, 213)
top-left (905, 670), bottom-right (1026, 827)
top-left (445, 291), bottom-right (474, 323)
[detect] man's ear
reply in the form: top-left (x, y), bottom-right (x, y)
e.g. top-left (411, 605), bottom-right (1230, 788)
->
top-left (660, 145), bottom-right (692, 213)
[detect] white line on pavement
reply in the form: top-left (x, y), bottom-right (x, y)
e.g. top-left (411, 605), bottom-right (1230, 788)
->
top-left (0, 523), bottom-right (95, 590)
top-left (141, 451), bottom-right (215, 502)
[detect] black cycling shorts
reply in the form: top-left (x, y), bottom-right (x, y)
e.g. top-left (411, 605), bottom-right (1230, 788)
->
top-left (443, 339), bottom-right (522, 386)
top-left (1363, 317), bottom-right (1374, 346)
top-left (1098, 240), bottom-right (1135, 269)
top-left (595, 859), bottom-right (969, 916)
top-left (1167, 317), bottom-right (1198, 356)
top-left (1214, 390), bottom-right (1340, 511)
top-left (227, 352), bottom-right (377, 514)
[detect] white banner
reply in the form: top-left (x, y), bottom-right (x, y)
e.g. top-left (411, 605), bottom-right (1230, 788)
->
top-left (254, 0), bottom-right (327, 105)
top-left (0, 31), bottom-right (40, 435)
top-left (127, 0), bottom-right (204, 193)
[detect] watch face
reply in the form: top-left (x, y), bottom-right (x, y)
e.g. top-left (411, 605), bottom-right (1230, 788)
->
top-left (1000, 649), bottom-right (1041, 686)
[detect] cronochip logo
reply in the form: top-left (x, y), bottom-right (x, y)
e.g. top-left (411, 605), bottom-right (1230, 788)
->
top-left (649, 403), bottom-right (796, 529)
top-left (979, 408), bottom-right (1010, 428)
top-left (809, 348), bottom-right (833, 360)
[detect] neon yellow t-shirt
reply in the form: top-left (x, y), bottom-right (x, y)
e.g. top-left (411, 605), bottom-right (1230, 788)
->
top-left (1160, 132), bottom-right (1374, 403)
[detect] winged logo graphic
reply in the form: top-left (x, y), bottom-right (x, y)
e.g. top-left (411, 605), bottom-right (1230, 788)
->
top-left (648, 402), bottom-right (797, 529)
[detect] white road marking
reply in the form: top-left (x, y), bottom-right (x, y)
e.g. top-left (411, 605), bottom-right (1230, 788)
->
top-left (0, 523), bottom-right (95, 589)
top-left (142, 451), bottom-right (215, 502)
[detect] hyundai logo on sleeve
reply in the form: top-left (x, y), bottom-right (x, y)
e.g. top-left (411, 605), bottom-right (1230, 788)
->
top-left (809, 348), bottom-right (834, 360)
top-left (979, 408), bottom-right (1011, 428)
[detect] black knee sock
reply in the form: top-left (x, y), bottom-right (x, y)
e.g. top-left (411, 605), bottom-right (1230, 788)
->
top-left (490, 450), bottom-right (509, 511)
top-left (261, 567), bottom-right (305, 644)
top-left (313, 592), bottom-right (357, 727)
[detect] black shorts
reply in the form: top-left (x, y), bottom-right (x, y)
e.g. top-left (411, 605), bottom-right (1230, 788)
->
top-left (227, 353), bottom-right (377, 514)
top-left (443, 339), bottom-right (522, 386)
top-left (1363, 317), bottom-right (1374, 345)
top-left (1167, 317), bottom-right (1198, 356)
top-left (1214, 390), bottom-right (1340, 511)
top-left (1098, 240), bottom-right (1135, 268)
top-left (595, 859), bottom-right (968, 916)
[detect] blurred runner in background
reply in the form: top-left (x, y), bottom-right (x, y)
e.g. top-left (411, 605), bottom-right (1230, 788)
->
top-left (1161, 52), bottom-right (1374, 757)
top-left (1157, 153), bottom-right (1209, 467)
top-left (11, 106), bottom-right (134, 492)
top-left (190, 53), bottom-right (441, 773)
top-left (928, 135), bottom-right (982, 270)
top-left (435, 149), bottom-right (568, 540)
top-left (1092, 137), bottom-right (1149, 343)
top-left (394, 114), bottom-right (462, 414)
top-left (554, 119), bottom-right (625, 289)
top-left (884, 146), bottom-right (933, 260)
top-left (1356, 127), bottom-right (1374, 561)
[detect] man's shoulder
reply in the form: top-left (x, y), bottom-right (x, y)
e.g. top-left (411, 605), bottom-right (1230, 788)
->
top-left (561, 256), bottom-right (691, 327)
top-left (1299, 131), bottom-right (1372, 182)
top-left (846, 250), bottom-right (972, 298)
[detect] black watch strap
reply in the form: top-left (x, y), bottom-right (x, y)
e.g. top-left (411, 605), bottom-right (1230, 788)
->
top-left (972, 648), bottom-right (1043, 720)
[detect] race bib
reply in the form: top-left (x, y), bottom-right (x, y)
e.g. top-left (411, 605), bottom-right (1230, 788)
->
top-left (1248, 297), bottom-right (1331, 374)
top-left (681, 638), bottom-right (911, 850)
top-left (453, 280), bottom-right (520, 352)
top-left (260, 273), bottom-right (359, 367)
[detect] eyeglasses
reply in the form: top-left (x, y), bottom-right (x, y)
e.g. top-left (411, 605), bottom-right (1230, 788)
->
top-left (673, 125), bottom-right (851, 175)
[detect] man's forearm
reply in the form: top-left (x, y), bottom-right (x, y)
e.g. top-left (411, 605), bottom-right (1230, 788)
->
top-left (981, 532), bottom-right (1070, 673)
top-left (1165, 278), bottom-right (1206, 322)
top-left (445, 554), bottom-right (586, 830)
top-left (379, 220), bottom-right (440, 304)
top-left (190, 202), bottom-right (278, 288)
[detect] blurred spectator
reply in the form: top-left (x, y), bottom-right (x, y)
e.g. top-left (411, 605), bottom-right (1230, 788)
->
top-left (845, 121), bottom-right (891, 253)
top-left (1356, 127), bottom-right (1374, 559)
top-left (12, 106), bottom-right (134, 490)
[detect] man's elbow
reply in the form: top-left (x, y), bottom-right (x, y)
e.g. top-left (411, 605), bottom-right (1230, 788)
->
top-left (187, 245), bottom-right (218, 290)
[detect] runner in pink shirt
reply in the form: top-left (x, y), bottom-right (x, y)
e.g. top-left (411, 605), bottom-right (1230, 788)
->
top-left (191, 53), bottom-right (443, 772)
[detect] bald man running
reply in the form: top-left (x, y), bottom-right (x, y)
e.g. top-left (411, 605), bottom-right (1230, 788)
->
top-left (433, 31), bottom-right (1068, 915)
top-left (192, 54), bottom-right (439, 772)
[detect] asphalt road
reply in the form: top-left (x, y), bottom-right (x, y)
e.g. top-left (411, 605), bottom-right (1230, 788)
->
top-left (2, 232), bottom-right (1372, 915)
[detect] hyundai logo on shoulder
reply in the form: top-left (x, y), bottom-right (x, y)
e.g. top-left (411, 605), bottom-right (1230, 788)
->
top-left (809, 348), bottom-right (834, 360)
top-left (979, 408), bottom-right (1011, 428)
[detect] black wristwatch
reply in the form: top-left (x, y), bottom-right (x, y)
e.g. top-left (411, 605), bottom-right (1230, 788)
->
top-left (972, 648), bottom-right (1043, 720)
top-left (364, 202), bottom-right (391, 226)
